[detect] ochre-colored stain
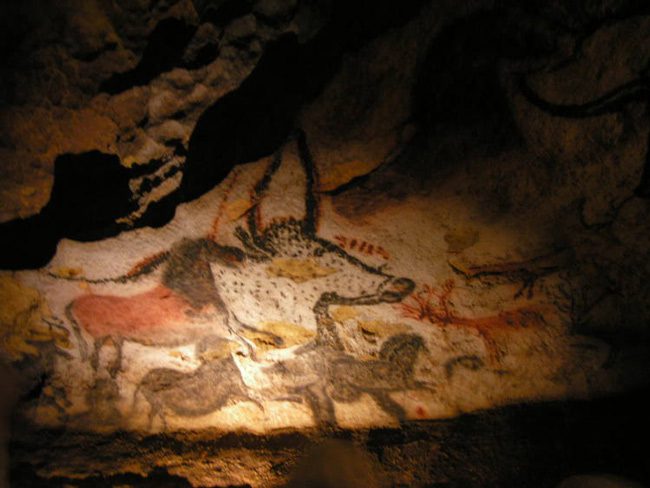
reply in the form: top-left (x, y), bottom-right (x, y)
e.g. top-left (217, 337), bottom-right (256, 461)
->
top-left (51, 267), bottom-right (84, 278)
top-left (357, 320), bottom-right (410, 339)
top-left (330, 306), bottom-right (360, 322)
top-left (197, 339), bottom-right (240, 362)
top-left (318, 159), bottom-right (379, 192)
top-left (0, 275), bottom-right (70, 361)
top-left (243, 321), bottom-right (316, 351)
top-left (224, 198), bottom-right (254, 222)
top-left (72, 285), bottom-right (197, 338)
top-left (266, 258), bottom-right (338, 283)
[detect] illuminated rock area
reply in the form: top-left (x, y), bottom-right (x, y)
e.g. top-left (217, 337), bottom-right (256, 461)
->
top-left (1, 0), bottom-right (649, 486)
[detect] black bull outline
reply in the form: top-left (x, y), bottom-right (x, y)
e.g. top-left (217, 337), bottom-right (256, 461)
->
top-left (59, 128), bottom-right (416, 375)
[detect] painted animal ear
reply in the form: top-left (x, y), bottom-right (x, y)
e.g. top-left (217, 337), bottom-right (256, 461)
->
top-left (249, 130), bottom-right (319, 236)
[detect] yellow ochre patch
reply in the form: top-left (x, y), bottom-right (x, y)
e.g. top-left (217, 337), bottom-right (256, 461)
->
top-left (357, 320), bottom-right (411, 339)
top-left (198, 339), bottom-right (242, 362)
top-left (243, 321), bottom-right (315, 352)
top-left (224, 198), bottom-right (254, 221)
top-left (318, 160), bottom-right (379, 192)
top-left (330, 305), bottom-right (360, 322)
top-left (0, 275), bottom-right (70, 361)
top-left (51, 267), bottom-right (84, 278)
top-left (266, 258), bottom-right (338, 283)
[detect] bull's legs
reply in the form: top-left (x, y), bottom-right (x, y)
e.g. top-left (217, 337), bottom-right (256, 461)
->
top-left (90, 338), bottom-right (103, 371)
top-left (145, 400), bottom-right (167, 431)
top-left (371, 391), bottom-right (407, 422)
top-left (108, 337), bottom-right (125, 378)
top-left (90, 336), bottom-right (125, 377)
top-left (301, 384), bottom-right (337, 428)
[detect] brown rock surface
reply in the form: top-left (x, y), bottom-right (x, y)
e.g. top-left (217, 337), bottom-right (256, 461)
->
top-left (1, 0), bottom-right (650, 486)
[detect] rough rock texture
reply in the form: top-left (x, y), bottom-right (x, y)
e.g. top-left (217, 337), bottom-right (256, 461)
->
top-left (9, 389), bottom-right (650, 487)
top-left (1, 0), bottom-right (650, 486)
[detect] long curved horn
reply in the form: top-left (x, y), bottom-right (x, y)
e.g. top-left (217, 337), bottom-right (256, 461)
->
top-left (245, 129), bottom-right (320, 240)
top-left (295, 129), bottom-right (320, 235)
top-left (246, 149), bottom-right (283, 249)
top-left (519, 75), bottom-right (649, 118)
top-left (520, 74), bottom-right (650, 199)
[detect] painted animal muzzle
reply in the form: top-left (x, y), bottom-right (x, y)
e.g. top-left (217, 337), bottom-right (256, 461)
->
top-left (377, 277), bottom-right (415, 303)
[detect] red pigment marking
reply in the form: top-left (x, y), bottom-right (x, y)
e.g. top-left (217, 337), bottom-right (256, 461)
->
top-left (209, 168), bottom-right (241, 240)
top-left (395, 280), bottom-right (546, 364)
top-left (333, 235), bottom-right (389, 259)
top-left (376, 246), bottom-right (390, 259)
top-left (72, 285), bottom-right (194, 337)
top-left (416, 406), bottom-right (426, 418)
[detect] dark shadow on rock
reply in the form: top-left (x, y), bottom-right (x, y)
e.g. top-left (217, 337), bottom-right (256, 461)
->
top-left (412, 9), bottom-right (557, 160)
top-left (0, 151), bottom-right (135, 269)
top-left (9, 465), bottom-right (199, 488)
top-left (196, 0), bottom-right (255, 27)
top-left (179, 0), bottom-right (431, 202)
top-left (99, 17), bottom-right (198, 94)
top-left (9, 387), bottom-right (650, 487)
top-left (0, 0), bottom-right (429, 270)
top-left (330, 7), bottom-right (561, 217)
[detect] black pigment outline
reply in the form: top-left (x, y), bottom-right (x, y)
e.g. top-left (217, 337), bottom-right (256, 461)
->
top-left (519, 74), bottom-right (650, 198)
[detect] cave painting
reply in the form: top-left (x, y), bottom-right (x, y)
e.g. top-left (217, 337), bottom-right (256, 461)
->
top-left (1, 126), bottom-right (625, 433)
top-left (264, 333), bottom-right (433, 427)
top-left (62, 130), bottom-right (414, 368)
top-left (520, 73), bottom-right (650, 198)
top-left (395, 280), bottom-right (548, 364)
top-left (134, 337), bottom-right (263, 430)
top-left (65, 238), bottom-right (243, 377)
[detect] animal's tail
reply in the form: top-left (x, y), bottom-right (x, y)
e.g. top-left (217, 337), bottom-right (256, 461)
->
top-left (64, 302), bottom-right (88, 361)
top-left (519, 75), bottom-right (649, 118)
top-left (42, 250), bottom-right (171, 284)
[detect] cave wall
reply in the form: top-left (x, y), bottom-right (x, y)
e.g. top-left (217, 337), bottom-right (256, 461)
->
top-left (1, 0), bottom-right (650, 486)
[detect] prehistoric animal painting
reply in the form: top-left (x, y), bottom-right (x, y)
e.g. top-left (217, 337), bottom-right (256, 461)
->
top-left (58, 129), bottom-right (415, 374)
top-left (12, 115), bottom-right (637, 433)
top-left (519, 73), bottom-right (650, 198)
top-left (134, 337), bottom-right (262, 429)
top-left (31, 128), bottom-right (421, 429)
top-left (63, 238), bottom-right (244, 376)
top-left (448, 248), bottom-right (573, 299)
top-left (265, 333), bottom-right (432, 426)
top-left (0, 275), bottom-right (71, 363)
top-left (395, 280), bottom-right (548, 363)
top-left (207, 129), bottom-right (415, 352)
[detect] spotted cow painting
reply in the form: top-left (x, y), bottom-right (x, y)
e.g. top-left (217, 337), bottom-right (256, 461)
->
top-left (0, 125), bottom-right (637, 433)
